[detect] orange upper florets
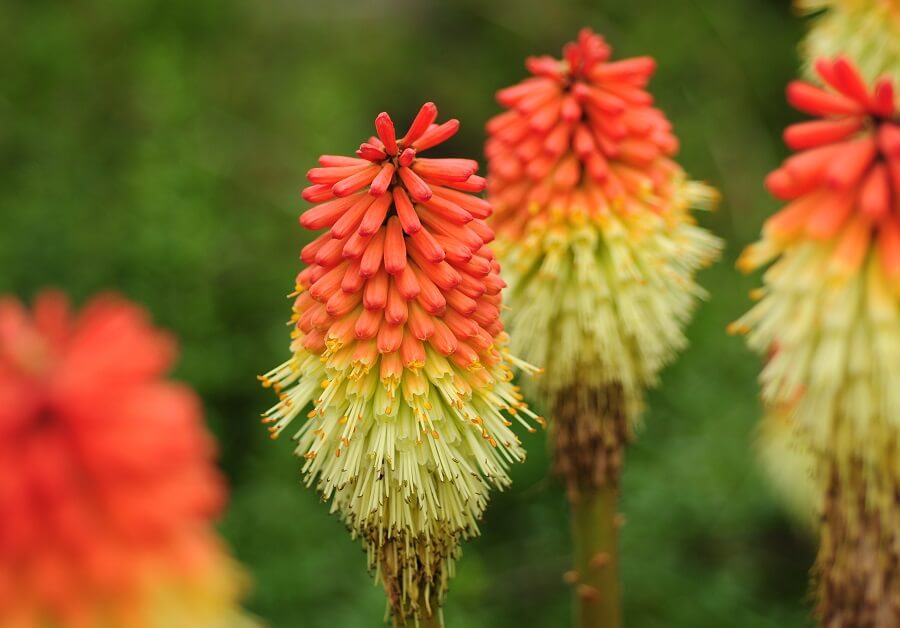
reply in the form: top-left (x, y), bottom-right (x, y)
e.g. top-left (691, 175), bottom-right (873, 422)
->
top-left (486, 28), bottom-right (684, 237)
top-left (759, 56), bottom-right (900, 277)
top-left (295, 104), bottom-right (508, 379)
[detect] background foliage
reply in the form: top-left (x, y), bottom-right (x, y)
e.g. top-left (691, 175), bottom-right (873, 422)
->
top-left (1, 0), bottom-right (817, 625)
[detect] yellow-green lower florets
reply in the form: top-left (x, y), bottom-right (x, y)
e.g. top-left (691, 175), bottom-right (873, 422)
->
top-left (260, 332), bottom-right (540, 620)
top-left (499, 180), bottom-right (722, 422)
top-left (735, 244), bottom-right (900, 475)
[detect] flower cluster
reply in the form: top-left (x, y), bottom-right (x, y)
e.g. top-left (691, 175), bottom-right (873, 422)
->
top-left (485, 28), bottom-right (721, 485)
top-left (260, 103), bottom-right (540, 620)
top-left (799, 0), bottom-right (900, 84)
top-left (0, 292), bottom-right (255, 627)
top-left (734, 57), bottom-right (900, 625)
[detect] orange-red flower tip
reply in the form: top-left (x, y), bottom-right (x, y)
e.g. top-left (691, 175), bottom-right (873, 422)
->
top-left (758, 56), bottom-right (900, 277)
top-left (486, 28), bottom-right (691, 240)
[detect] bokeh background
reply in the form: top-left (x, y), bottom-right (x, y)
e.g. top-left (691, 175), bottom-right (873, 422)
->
top-left (1, 0), bottom-right (818, 626)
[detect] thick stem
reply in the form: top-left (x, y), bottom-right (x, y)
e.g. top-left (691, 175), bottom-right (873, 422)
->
top-left (816, 456), bottom-right (900, 627)
top-left (552, 383), bottom-right (629, 628)
top-left (570, 483), bottom-right (621, 628)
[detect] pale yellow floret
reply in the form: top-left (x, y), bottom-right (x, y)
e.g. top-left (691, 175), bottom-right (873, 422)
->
top-left (797, 0), bottom-right (900, 83)
top-left (497, 176), bottom-right (722, 423)
top-left (736, 241), bottom-right (900, 522)
top-left (260, 332), bottom-right (539, 616)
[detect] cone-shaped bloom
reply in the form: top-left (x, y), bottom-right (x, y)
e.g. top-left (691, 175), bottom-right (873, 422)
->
top-left (735, 57), bottom-right (900, 625)
top-left (0, 292), bottom-right (256, 628)
top-left (485, 28), bottom-right (721, 487)
top-left (260, 103), bottom-right (540, 621)
top-left (799, 0), bottom-right (900, 84)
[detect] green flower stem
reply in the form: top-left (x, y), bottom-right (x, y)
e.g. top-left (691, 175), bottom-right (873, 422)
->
top-left (570, 483), bottom-right (621, 628)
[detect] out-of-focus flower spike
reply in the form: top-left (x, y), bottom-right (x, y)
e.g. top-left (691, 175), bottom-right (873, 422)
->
top-left (487, 31), bottom-right (721, 623)
top-left (0, 292), bottom-right (259, 627)
top-left (737, 54), bottom-right (900, 626)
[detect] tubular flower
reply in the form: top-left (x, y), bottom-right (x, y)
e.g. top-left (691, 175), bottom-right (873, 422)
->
top-left (259, 103), bottom-right (540, 623)
top-left (734, 57), bottom-right (900, 626)
top-left (798, 0), bottom-right (900, 84)
top-left (485, 28), bottom-right (721, 489)
top-left (0, 292), bottom-right (256, 628)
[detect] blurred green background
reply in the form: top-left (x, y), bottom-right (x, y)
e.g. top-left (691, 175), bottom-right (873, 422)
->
top-left (1, 0), bottom-right (818, 625)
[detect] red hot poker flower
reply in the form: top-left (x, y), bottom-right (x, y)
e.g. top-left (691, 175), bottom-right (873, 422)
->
top-left (0, 292), bottom-right (253, 627)
top-left (484, 28), bottom-right (720, 444)
top-left (742, 56), bottom-right (900, 280)
top-left (734, 56), bottom-right (900, 627)
top-left (261, 103), bottom-right (540, 623)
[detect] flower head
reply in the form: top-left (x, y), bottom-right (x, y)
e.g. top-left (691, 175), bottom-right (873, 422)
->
top-left (738, 56), bottom-right (900, 281)
top-left (735, 54), bottom-right (900, 488)
top-left (799, 0), bottom-right (900, 84)
top-left (486, 29), bottom-right (721, 434)
top-left (735, 58), bottom-right (900, 625)
top-left (0, 292), bottom-right (255, 627)
top-left (260, 103), bottom-right (540, 621)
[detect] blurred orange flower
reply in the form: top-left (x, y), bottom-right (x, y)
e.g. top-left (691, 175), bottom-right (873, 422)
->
top-left (0, 292), bottom-right (255, 627)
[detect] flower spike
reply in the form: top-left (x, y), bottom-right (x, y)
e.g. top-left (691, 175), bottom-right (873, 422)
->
top-left (486, 28), bottom-right (721, 627)
top-left (735, 57), bottom-right (900, 626)
top-left (261, 103), bottom-right (540, 624)
top-left (487, 28), bottom-right (722, 489)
